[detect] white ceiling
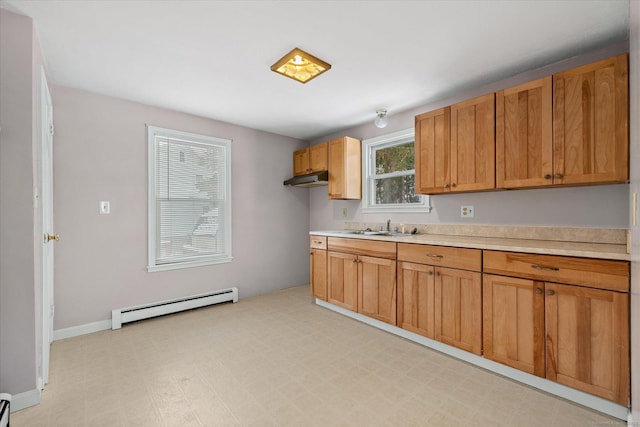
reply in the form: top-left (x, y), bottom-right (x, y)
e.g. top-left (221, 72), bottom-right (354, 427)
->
top-left (2, 0), bottom-right (629, 141)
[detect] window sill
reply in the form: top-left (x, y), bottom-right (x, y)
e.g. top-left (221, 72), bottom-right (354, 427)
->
top-left (361, 205), bottom-right (432, 214)
top-left (147, 256), bottom-right (233, 272)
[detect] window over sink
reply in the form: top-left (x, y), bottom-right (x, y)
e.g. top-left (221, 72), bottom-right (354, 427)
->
top-left (361, 128), bottom-right (430, 213)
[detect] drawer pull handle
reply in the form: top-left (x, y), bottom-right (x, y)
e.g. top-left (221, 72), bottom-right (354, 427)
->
top-left (535, 288), bottom-right (543, 295)
top-left (531, 264), bottom-right (559, 272)
top-left (426, 254), bottom-right (443, 258)
top-left (313, 240), bottom-right (322, 244)
top-left (547, 290), bottom-right (556, 296)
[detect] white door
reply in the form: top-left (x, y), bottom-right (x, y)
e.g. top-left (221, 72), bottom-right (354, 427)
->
top-left (40, 67), bottom-right (55, 387)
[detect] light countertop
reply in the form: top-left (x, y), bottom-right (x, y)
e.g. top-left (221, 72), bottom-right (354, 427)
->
top-left (310, 230), bottom-right (630, 261)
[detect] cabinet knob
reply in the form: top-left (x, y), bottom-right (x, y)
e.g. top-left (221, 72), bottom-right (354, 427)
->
top-left (435, 271), bottom-right (440, 277)
top-left (554, 173), bottom-right (564, 179)
top-left (544, 174), bottom-right (552, 180)
top-left (443, 184), bottom-right (449, 189)
top-left (547, 290), bottom-right (555, 296)
top-left (535, 288), bottom-right (543, 295)
top-left (451, 183), bottom-right (456, 188)
top-left (427, 271), bottom-right (433, 276)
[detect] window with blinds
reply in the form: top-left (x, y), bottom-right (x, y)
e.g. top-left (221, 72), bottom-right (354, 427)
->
top-left (361, 128), bottom-right (430, 213)
top-left (147, 126), bottom-right (232, 272)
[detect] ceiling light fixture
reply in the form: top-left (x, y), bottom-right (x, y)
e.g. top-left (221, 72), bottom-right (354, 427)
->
top-left (270, 47), bottom-right (331, 84)
top-left (374, 109), bottom-right (389, 128)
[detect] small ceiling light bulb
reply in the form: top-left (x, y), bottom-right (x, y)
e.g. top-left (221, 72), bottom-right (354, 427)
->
top-left (374, 109), bottom-right (389, 128)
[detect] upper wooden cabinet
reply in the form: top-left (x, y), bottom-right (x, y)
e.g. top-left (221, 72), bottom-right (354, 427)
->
top-left (328, 136), bottom-right (361, 200)
top-left (415, 107), bottom-right (450, 194)
top-left (496, 76), bottom-right (553, 188)
top-left (415, 94), bottom-right (495, 194)
top-left (450, 93), bottom-right (496, 192)
top-left (553, 54), bottom-right (629, 185)
top-left (293, 142), bottom-right (328, 176)
top-left (418, 54), bottom-right (629, 193)
top-left (293, 148), bottom-right (310, 176)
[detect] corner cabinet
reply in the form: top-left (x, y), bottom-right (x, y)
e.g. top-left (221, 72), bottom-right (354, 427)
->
top-left (483, 250), bottom-right (630, 405)
top-left (415, 94), bottom-right (495, 194)
top-left (328, 137), bottom-right (361, 200)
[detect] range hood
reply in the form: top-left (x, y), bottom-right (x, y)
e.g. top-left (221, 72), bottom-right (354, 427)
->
top-left (283, 170), bottom-right (329, 187)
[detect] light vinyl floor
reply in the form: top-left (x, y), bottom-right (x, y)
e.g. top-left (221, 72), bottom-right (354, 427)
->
top-left (13, 285), bottom-right (623, 426)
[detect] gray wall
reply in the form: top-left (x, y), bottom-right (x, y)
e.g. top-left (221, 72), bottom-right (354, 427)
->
top-left (309, 43), bottom-right (630, 231)
top-left (51, 86), bottom-right (310, 330)
top-left (0, 9), bottom-right (42, 396)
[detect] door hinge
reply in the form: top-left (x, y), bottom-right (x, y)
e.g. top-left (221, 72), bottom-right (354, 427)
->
top-left (50, 304), bottom-right (54, 317)
top-left (49, 124), bottom-right (54, 136)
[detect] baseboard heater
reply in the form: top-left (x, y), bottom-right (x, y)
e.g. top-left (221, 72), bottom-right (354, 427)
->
top-left (111, 287), bottom-right (238, 329)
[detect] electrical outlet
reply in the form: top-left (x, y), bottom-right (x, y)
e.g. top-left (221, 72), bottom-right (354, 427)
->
top-left (461, 205), bottom-right (474, 218)
top-left (342, 207), bottom-right (348, 218)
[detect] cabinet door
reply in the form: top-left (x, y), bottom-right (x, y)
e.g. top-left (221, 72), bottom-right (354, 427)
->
top-left (327, 251), bottom-right (358, 311)
top-left (450, 93), bottom-right (495, 192)
top-left (310, 248), bottom-right (327, 301)
top-left (496, 77), bottom-right (553, 189)
top-left (435, 267), bottom-right (482, 354)
top-left (293, 148), bottom-right (310, 176)
top-left (482, 274), bottom-right (545, 376)
top-left (358, 255), bottom-right (397, 325)
top-left (328, 137), bottom-right (361, 200)
top-left (553, 54), bottom-right (628, 185)
top-left (309, 142), bottom-right (328, 172)
top-left (397, 262), bottom-right (435, 339)
top-left (545, 283), bottom-right (629, 405)
top-left (415, 108), bottom-right (450, 194)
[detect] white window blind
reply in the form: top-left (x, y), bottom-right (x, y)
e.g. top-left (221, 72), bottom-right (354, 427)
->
top-left (148, 126), bottom-right (232, 272)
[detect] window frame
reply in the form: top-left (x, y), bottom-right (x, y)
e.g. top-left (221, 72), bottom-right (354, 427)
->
top-left (361, 128), bottom-right (431, 213)
top-left (147, 125), bottom-right (232, 272)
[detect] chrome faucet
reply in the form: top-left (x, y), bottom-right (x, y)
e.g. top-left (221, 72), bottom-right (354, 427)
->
top-left (387, 219), bottom-right (391, 232)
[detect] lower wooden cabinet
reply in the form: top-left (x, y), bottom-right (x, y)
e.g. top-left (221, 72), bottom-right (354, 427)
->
top-left (327, 251), bottom-right (358, 311)
top-left (358, 255), bottom-right (396, 325)
top-left (545, 282), bottom-right (629, 405)
top-left (397, 244), bottom-right (482, 356)
top-left (316, 239), bottom-right (630, 406)
top-left (310, 235), bottom-right (328, 301)
top-left (326, 237), bottom-right (397, 325)
top-left (435, 267), bottom-right (482, 355)
top-left (483, 274), bottom-right (545, 376)
top-left (483, 251), bottom-right (630, 406)
top-left (397, 262), bottom-right (436, 339)
top-left (310, 248), bottom-right (327, 301)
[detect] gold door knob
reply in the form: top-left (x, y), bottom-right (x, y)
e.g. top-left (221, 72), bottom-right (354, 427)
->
top-left (45, 233), bottom-right (59, 242)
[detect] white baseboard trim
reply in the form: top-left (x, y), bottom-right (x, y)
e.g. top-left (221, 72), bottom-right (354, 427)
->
top-left (10, 388), bottom-right (40, 413)
top-left (53, 319), bottom-right (111, 341)
top-left (315, 299), bottom-right (630, 421)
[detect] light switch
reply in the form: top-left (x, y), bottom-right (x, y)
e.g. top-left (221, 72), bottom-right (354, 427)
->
top-left (100, 201), bottom-right (110, 214)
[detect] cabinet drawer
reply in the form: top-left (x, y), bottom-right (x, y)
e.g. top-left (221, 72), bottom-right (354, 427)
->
top-left (483, 250), bottom-right (630, 292)
top-left (328, 237), bottom-right (396, 259)
top-left (310, 235), bottom-right (327, 250)
top-left (397, 243), bottom-right (481, 272)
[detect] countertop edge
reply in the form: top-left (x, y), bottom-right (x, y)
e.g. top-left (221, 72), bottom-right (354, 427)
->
top-left (309, 231), bottom-right (630, 262)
